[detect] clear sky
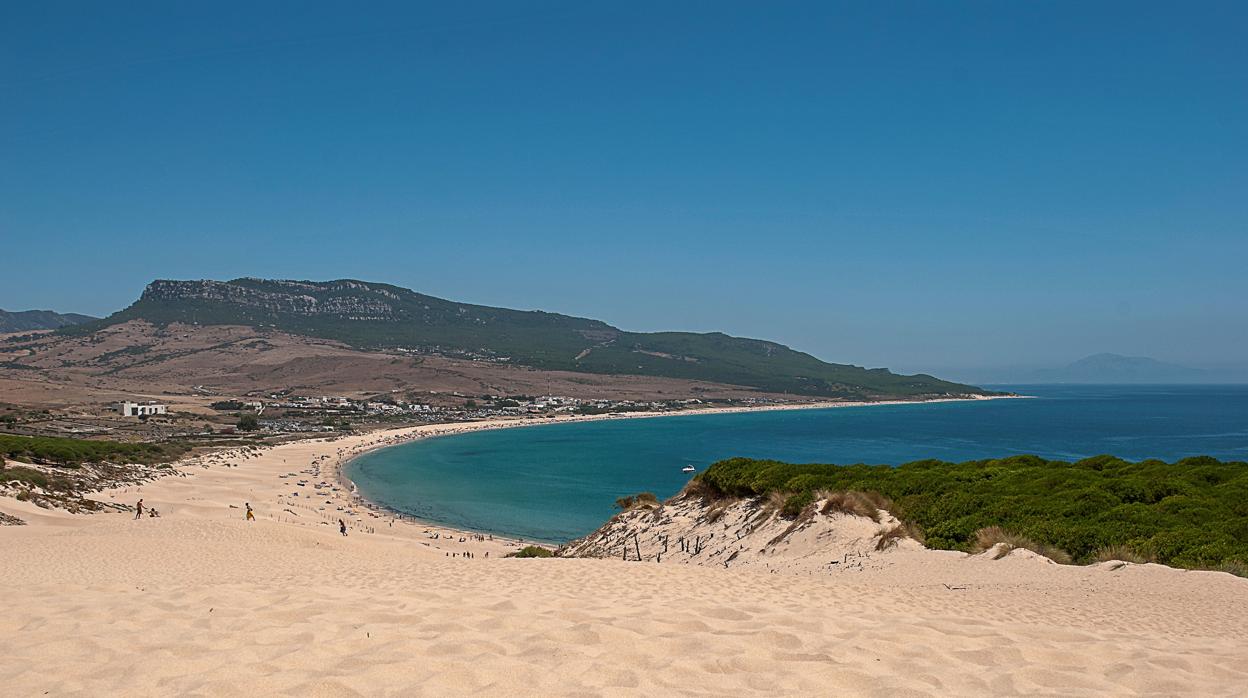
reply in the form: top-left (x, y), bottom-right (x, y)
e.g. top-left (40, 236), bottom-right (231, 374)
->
top-left (3, 1), bottom-right (1245, 376)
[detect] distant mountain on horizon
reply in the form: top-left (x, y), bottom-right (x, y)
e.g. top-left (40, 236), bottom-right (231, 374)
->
top-left (67, 277), bottom-right (992, 400)
top-left (1030, 353), bottom-right (1215, 384)
top-left (0, 308), bottom-right (97, 333)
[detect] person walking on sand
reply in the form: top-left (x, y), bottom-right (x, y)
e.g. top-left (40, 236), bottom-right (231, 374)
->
top-left (245, 503), bottom-right (255, 521)
top-left (134, 499), bottom-right (144, 520)
top-left (339, 519), bottom-right (347, 536)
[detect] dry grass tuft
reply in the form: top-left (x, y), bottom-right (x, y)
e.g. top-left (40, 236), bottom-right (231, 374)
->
top-left (1216, 560), bottom-right (1248, 578)
top-left (614, 492), bottom-right (660, 511)
top-left (816, 490), bottom-right (893, 522)
top-left (679, 478), bottom-right (727, 503)
top-left (972, 526), bottom-right (1072, 564)
top-left (766, 517), bottom-right (808, 548)
top-left (875, 521), bottom-right (925, 551)
top-left (1093, 544), bottom-right (1151, 565)
top-left (703, 503), bottom-right (728, 525)
top-left (763, 491), bottom-right (790, 514)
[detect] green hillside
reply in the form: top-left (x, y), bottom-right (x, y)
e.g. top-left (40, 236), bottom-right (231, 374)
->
top-left (76, 278), bottom-right (990, 399)
top-left (0, 308), bottom-right (96, 333)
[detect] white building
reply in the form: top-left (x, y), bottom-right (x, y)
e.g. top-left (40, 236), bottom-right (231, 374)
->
top-left (120, 401), bottom-right (167, 417)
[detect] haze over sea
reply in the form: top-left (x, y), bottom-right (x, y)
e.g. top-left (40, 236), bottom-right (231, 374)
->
top-left (347, 385), bottom-right (1248, 543)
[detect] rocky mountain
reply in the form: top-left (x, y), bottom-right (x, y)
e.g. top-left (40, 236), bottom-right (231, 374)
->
top-left (75, 278), bottom-right (991, 399)
top-left (0, 309), bottom-right (96, 333)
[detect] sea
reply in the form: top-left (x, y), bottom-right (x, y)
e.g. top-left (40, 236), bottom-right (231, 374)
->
top-left (345, 384), bottom-right (1248, 543)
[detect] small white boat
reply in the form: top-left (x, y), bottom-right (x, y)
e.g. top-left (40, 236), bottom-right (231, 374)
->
top-left (682, 465), bottom-right (696, 473)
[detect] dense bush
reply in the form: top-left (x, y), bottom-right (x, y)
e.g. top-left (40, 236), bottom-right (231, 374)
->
top-left (236, 413), bottom-right (260, 431)
top-left (509, 545), bottom-right (555, 558)
top-left (781, 491), bottom-right (815, 517)
top-left (696, 455), bottom-right (1248, 570)
top-left (0, 434), bottom-right (188, 467)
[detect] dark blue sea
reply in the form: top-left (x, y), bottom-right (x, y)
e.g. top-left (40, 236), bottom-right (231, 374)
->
top-left (346, 385), bottom-right (1248, 543)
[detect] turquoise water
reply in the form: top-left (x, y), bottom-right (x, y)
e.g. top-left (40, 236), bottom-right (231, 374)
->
top-left (347, 385), bottom-right (1248, 543)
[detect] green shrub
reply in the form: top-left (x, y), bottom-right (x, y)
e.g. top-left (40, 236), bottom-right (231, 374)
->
top-left (694, 455), bottom-right (1248, 571)
top-left (1, 465), bottom-right (50, 489)
top-left (0, 434), bottom-right (187, 467)
top-left (509, 545), bottom-right (555, 558)
top-left (236, 413), bottom-right (260, 431)
top-left (781, 491), bottom-right (814, 517)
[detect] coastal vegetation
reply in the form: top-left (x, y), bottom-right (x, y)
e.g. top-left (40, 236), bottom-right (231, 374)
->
top-left (508, 545), bottom-right (555, 558)
top-left (694, 455), bottom-right (1248, 572)
top-left (1, 434), bottom-right (191, 514)
top-left (0, 434), bottom-right (189, 467)
top-left (1, 463), bottom-right (70, 492)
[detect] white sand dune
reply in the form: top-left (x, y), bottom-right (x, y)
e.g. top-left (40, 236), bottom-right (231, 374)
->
top-left (2, 424), bottom-right (1246, 696)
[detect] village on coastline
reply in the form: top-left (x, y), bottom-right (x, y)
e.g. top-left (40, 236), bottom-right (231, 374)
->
top-left (1, 388), bottom-right (824, 443)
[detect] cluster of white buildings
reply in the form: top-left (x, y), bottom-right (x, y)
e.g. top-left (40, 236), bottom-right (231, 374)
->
top-left (269, 395), bottom-right (354, 409)
top-left (266, 394), bottom-right (442, 416)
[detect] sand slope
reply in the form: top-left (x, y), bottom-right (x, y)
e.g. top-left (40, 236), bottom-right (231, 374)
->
top-left (2, 427), bottom-right (1247, 696)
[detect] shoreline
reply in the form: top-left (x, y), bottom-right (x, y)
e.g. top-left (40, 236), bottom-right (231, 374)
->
top-left (0, 393), bottom-right (1019, 551)
top-left (331, 394), bottom-right (1022, 544)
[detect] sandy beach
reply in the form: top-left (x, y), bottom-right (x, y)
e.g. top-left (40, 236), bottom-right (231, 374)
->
top-left (8, 0), bottom-right (1242, 693)
top-left (2, 404), bottom-right (1246, 696)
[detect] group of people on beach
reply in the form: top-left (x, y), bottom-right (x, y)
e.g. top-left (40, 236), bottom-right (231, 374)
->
top-left (141, 496), bottom-right (354, 541)
top-left (124, 432), bottom-right (503, 555)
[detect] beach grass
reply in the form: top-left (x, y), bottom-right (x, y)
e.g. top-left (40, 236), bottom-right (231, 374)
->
top-left (614, 492), bottom-right (659, 510)
top-left (972, 525), bottom-right (1073, 564)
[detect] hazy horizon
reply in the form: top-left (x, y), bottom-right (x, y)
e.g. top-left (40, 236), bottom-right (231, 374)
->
top-left (4, 2), bottom-right (1245, 374)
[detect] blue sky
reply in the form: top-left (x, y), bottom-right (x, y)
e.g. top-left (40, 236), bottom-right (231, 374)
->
top-left (2, 1), bottom-right (1245, 376)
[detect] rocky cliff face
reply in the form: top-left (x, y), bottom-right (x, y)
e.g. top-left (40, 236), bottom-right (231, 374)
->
top-left (141, 280), bottom-right (399, 321)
